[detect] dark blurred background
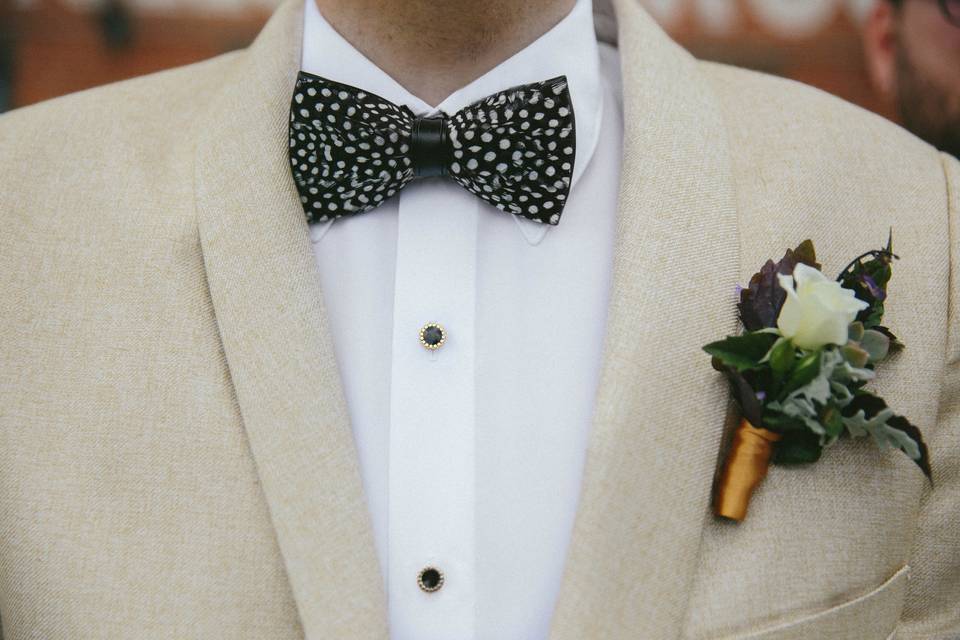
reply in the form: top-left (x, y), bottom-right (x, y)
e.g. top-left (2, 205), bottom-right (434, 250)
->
top-left (0, 0), bottom-right (892, 121)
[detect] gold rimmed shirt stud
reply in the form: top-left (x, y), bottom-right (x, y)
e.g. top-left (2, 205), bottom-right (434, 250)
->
top-left (419, 323), bottom-right (446, 350)
top-left (417, 566), bottom-right (444, 592)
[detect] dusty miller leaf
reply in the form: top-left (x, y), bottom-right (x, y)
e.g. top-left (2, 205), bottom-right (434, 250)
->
top-left (842, 393), bottom-right (931, 480)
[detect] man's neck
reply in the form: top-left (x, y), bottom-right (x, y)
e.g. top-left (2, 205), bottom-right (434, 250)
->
top-left (311, 0), bottom-right (577, 106)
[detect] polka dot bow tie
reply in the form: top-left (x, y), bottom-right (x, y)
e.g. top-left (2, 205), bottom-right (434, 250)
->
top-left (288, 71), bottom-right (576, 226)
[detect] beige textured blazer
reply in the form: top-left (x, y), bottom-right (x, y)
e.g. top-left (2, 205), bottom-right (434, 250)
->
top-left (1, 0), bottom-right (958, 637)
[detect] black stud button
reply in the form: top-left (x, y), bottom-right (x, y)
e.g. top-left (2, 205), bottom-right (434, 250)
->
top-left (419, 323), bottom-right (446, 350)
top-left (418, 566), bottom-right (444, 592)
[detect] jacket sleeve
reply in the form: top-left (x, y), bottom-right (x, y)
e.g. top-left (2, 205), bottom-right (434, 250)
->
top-left (898, 151), bottom-right (960, 638)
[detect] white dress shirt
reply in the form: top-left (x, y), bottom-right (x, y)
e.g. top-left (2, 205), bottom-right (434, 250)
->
top-left (302, 1), bottom-right (623, 637)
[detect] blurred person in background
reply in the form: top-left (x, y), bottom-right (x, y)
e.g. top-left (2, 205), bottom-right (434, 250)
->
top-left (1, 0), bottom-right (959, 638)
top-left (864, 0), bottom-right (960, 157)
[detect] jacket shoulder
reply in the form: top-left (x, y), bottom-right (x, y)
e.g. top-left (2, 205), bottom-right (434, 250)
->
top-left (698, 59), bottom-right (936, 163)
top-left (0, 48), bottom-right (240, 142)
top-left (0, 49), bottom-right (243, 236)
top-left (0, 49), bottom-right (244, 197)
top-left (696, 60), bottom-right (947, 224)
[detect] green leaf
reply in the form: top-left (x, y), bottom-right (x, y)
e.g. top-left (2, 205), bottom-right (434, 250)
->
top-left (861, 304), bottom-right (886, 330)
top-left (773, 429), bottom-right (823, 465)
top-left (721, 366), bottom-right (765, 428)
top-left (761, 409), bottom-right (807, 433)
top-left (835, 233), bottom-right (899, 329)
top-left (768, 338), bottom-right (796, 377)
top-left (863, 255), bottom-right (893, 291)
top-left (703, 332), bottom-right (779, 372)
top-left (841, 391), bottom-right (888, 419)
top-left (779, 349), bottom-right (821, 398)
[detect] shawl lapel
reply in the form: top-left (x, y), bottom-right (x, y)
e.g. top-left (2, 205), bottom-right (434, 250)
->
top-left (193, 0), bottom-right (739, 637)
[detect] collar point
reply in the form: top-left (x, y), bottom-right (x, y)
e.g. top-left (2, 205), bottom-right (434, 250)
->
top-left (512, 215), bottom-right (553, 246)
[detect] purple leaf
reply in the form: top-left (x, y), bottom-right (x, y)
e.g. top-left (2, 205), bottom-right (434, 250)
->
top-left (737, 239), bottom-right (822, 331)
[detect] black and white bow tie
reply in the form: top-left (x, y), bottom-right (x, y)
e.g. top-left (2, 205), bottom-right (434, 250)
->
top-left (288, 71), bottom-right (576, 226)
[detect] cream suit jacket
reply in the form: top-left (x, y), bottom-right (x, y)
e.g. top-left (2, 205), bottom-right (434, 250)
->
top-left (1, 0), bottom-right (958, 637)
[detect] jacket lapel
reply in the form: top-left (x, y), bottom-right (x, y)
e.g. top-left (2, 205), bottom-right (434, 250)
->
top-left (194, 0), bottom-right (739, 636)
top-left (549, 0), bottom-right (740, 637)
top-left (193, 1), bottom-right (388, 638)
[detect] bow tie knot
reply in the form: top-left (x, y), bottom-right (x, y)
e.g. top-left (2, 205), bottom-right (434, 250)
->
top-left (288, 72), bottom-right (577, 225)
top-left (410, 115), bottom-right (448, 179)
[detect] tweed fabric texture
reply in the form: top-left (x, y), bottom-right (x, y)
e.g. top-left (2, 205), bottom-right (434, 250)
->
top-left (897, 154), bottom-right (960, 640)
top-left (0, 0), bottom-right (957, 637)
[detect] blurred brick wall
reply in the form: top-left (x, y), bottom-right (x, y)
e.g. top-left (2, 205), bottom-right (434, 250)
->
top-left (1, 0), bottom-right (892, 120)
top-left (2, 2), bottom-right (263, 109)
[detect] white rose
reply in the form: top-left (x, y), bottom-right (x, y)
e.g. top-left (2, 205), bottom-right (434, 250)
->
top-left (776, 263), bottom-right (869, 350)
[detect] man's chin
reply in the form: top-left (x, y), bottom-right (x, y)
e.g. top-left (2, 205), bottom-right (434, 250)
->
top-left (899, 103), bottom-right (960, 158)
top-left (894, 47), bottom-right (960, 160)
top-left (896, 90), bottom-right (960, 159)
top-left (921, 119), bottom-right (960, 159)
top-left (938, 130), bottom-right (960, 160)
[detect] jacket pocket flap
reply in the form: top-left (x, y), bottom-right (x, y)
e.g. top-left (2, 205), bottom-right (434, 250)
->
top-left (721, 564), bottom-right (910, 640)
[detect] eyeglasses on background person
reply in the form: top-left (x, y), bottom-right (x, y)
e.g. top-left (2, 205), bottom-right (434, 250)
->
top-left (888, 0), bottom-right (960, 26)
top-left (937, 0), bottom-right (960, 25)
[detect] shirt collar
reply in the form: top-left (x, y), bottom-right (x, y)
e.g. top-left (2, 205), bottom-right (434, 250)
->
top-left (300, 0), bottom-right (604, 245)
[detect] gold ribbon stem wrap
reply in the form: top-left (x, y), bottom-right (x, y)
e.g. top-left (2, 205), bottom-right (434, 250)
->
top-left (714, 417), bottom-right (783, 522)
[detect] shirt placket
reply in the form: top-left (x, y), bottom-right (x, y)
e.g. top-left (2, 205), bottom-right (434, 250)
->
top-left (388, 178), bottom-right (478, 640)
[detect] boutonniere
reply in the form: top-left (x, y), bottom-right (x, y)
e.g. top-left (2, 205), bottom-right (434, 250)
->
top-left (704, 234), bottom-right (931, 522)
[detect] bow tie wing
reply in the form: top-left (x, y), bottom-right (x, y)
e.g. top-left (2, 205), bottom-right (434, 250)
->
top-left (289, 73), bottom-right (416, 223)
top-left (446, 76), bottom-right (576, 225)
